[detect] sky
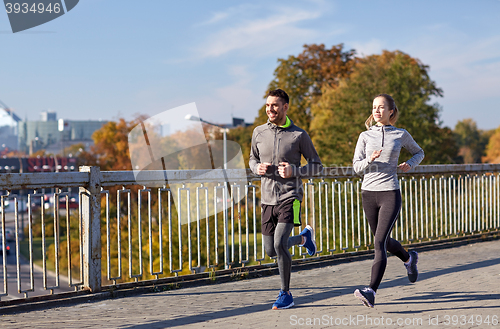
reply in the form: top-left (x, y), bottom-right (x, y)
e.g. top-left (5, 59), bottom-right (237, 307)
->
top-left (1, 0), bottom-right (500, 132)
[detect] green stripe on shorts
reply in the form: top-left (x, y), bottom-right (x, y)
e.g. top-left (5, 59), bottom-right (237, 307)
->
top-left (293, 199), bottom-right (301, 226)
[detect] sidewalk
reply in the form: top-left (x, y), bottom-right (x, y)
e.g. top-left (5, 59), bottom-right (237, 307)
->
top-left (1, 238), bottom-right (500, 329)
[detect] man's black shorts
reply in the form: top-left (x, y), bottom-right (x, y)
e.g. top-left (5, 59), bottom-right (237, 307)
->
top-left (261, 199), bottom-right (301, 236)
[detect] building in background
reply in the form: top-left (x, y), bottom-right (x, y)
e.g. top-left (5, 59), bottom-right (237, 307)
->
top-left (228, 117), bottom-right (253, 128)
top-left (40, 110), bottom-right (57, 122)
top-left (4, 107), bottom-right (249, 155)
top-left (0, 107), bottom-right (21, 153)
top-left (17, 111), bottom-right (108, 155)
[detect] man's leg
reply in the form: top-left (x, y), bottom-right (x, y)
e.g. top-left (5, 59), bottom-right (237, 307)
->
top-left (274, 222), bottom-right (294, 291)
top-left (261, 204), bottom-right (277, 257)
top-left (264, 234), bottom-right (277, 257)
top-left (271, 200), bottom-right (303, 310)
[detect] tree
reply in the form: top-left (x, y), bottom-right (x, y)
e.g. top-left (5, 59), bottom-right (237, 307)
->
top-left (30, 149), bottom-right (47, 157)
top-left (91, 117), bottom-right (147, 171)
top-left (3, 149), bottom-right (26, 157)
top-left (226, 125), bottom-right (253, 168)
top-left (63, 143), bottom-right (86, 158)
top-left (453, 119), bottom-right (493, 163)
top-left (254, 44), bottom-right (356, 132)
top-left (61, 142), bottom-right (96, 166)
top-left (310, 50), bottom-right (458, 166)
top-left (483, 125), bottom-right (500, 163)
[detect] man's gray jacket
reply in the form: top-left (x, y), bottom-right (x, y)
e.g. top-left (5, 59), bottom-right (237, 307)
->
top-left (249, 118), bottom-right (323, 205)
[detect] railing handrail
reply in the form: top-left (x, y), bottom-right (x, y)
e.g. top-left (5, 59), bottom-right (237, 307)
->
top-left (0, 171), bottom-right (89, 190)
top-left (1, 164), bottom-right (500, 190)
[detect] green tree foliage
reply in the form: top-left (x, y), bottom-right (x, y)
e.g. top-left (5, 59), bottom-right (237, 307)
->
top-left (226, 125), bottom-right (254, 167)
top-left (83, 118), bottom-right (252, 280)
top-left (453, 119), bottom-right (493, 163)
top-left (62, 142), bottom-right (86, 157)
top-left (483, 125), bottom-right (500, 163)
top-left (62, 142), bottom-right (96, 166)
top-left (254, 44), bottom-right (356, 132)
top-left (310, 50), bottom-right (458, 165)
top-left (91, 118), bottom-right (141, 171)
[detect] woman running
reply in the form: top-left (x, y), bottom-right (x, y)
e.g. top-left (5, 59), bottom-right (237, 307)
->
top-left (352, 93), bottom-right (424, 308)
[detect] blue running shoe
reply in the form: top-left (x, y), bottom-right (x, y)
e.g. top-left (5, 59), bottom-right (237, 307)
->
top-left (272, 290), bottom-right (294, 310)
top-left (300, 225), bottom-right (317, 256)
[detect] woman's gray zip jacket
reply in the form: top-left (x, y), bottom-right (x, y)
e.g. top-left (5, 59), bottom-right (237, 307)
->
top-left (249, 119), bottom-right (323, 205)
top-left (353, 125), bottom-right (424, 191)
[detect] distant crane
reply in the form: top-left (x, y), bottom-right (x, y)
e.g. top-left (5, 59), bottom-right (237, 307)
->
top-left (0, 99), bottom-right (10, 110)
top-left (0, 99), bottom-right (18, 122)
top-left (0, 98), bottom-right (21, 127)
top-left (0, 98), bottom-right (21, 159)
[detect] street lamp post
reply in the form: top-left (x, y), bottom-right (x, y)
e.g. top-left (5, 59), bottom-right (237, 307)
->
top-left (185, 114), bottom-right (228, 169)
top-left (186, 114), bottom-right (230, 269)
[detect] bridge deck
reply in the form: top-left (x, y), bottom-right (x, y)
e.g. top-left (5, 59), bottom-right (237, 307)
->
top-left (2, 239), bottom-right (500, 329)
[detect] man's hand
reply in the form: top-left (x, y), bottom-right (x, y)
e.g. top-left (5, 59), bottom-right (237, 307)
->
top-left (257, 162), bottom-right (271, 175)
top-left (370, 150), bottom-right (382, 162)
top-left (398, 162), bottom-right (411, 172)
top-left (278, 162), bottom-right (292, 178)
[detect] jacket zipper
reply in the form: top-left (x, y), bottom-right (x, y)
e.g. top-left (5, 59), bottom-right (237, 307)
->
top-left (382, 126), bottom-right (385, 147)
top-left (273, 129), bottom-right (278, 200)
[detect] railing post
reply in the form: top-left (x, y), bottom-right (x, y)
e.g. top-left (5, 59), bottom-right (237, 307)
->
top-left (80, 166), bottom-right (102, 292)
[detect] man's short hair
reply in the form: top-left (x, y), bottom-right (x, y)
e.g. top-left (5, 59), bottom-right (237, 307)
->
top-left (267, 89), bottom-right (289, 104)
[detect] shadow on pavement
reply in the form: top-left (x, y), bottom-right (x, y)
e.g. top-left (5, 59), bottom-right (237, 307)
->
top-left (122, 256), bottom-right (500, 328)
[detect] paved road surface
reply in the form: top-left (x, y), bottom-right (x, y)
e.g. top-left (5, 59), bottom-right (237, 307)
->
top-left (1, 239), bottom-right (499, 328)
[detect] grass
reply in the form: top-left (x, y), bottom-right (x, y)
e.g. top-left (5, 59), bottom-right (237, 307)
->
top-left (19, 237), bottom-right (58, 272)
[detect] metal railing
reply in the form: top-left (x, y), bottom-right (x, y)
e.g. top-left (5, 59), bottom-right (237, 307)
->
top-left (0, 164), bottom-right (499, 302)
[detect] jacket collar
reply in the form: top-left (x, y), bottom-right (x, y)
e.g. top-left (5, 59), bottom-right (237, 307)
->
top-left (267, 116), bottom-right (294, 130)
top-left (369, 124), bottom-right (395, 131)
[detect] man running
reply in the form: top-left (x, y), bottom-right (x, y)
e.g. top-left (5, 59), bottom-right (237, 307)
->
top-left (249, 88), bottom-right (323, 309)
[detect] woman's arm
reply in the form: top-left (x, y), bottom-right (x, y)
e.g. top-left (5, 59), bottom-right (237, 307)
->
top-left (353, 134), bottom-right (370, 174)
top-left (399, 130), bottom-right (424, 171)
top-left (353, 133), bottom-right (382, 174)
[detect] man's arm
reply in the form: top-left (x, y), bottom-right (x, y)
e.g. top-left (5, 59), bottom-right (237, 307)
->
top-left (249, 128), bottom-right (273, 176)
top-left (291, 131), bottom-right (323, 177)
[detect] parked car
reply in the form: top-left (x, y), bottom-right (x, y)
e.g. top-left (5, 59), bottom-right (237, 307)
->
top-left (29, 196), bottom-right (42, 211)
top-left (44, 193), bottom-right (79, 210)
top-left (59, 193), bottom-right (79, 209)
top-left (0, 241), bottom-right (10, 255)
top-left (3, 228), bottom-right (14, 242)
top-left (0, 199), bottom-right (10, 212)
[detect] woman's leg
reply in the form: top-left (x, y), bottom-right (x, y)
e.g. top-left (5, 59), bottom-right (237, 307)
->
top-left (383, 191), bottom-right (409, 262)
top-left (363, 190), bottom-right (405, 292)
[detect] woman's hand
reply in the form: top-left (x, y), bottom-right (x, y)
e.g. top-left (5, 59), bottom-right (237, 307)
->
top-left (370, 150), bottom-right (382, 162)
top-left (398, 162), bottom-right (411, 172)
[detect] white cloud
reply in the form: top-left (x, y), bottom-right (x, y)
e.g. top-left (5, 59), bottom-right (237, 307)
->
top-left (198, 65), bottom-right (262, 124)
top-left (350, 39), bottom-right (384, 57)
top-left (198, 12), bottom-right (230, 26)
top-left (195, 4), bottom-right (257, 27)
top-left (407, 33), bottom-right (500, 100)
top-left (400, 26), bottom-right (500, 128)
top-left (195, 5), bottom-right (326, 58)
top-left (226, 65), bottom-right (252, 82)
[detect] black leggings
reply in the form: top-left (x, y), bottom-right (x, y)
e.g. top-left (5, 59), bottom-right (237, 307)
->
top-left (263, 223), bottom-right (302, 291)
top-left (362, 190), bottom-right (410, 291)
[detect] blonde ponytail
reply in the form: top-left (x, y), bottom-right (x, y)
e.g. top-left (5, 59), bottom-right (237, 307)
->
top-left (365, 114), bottom-right (374, 130)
